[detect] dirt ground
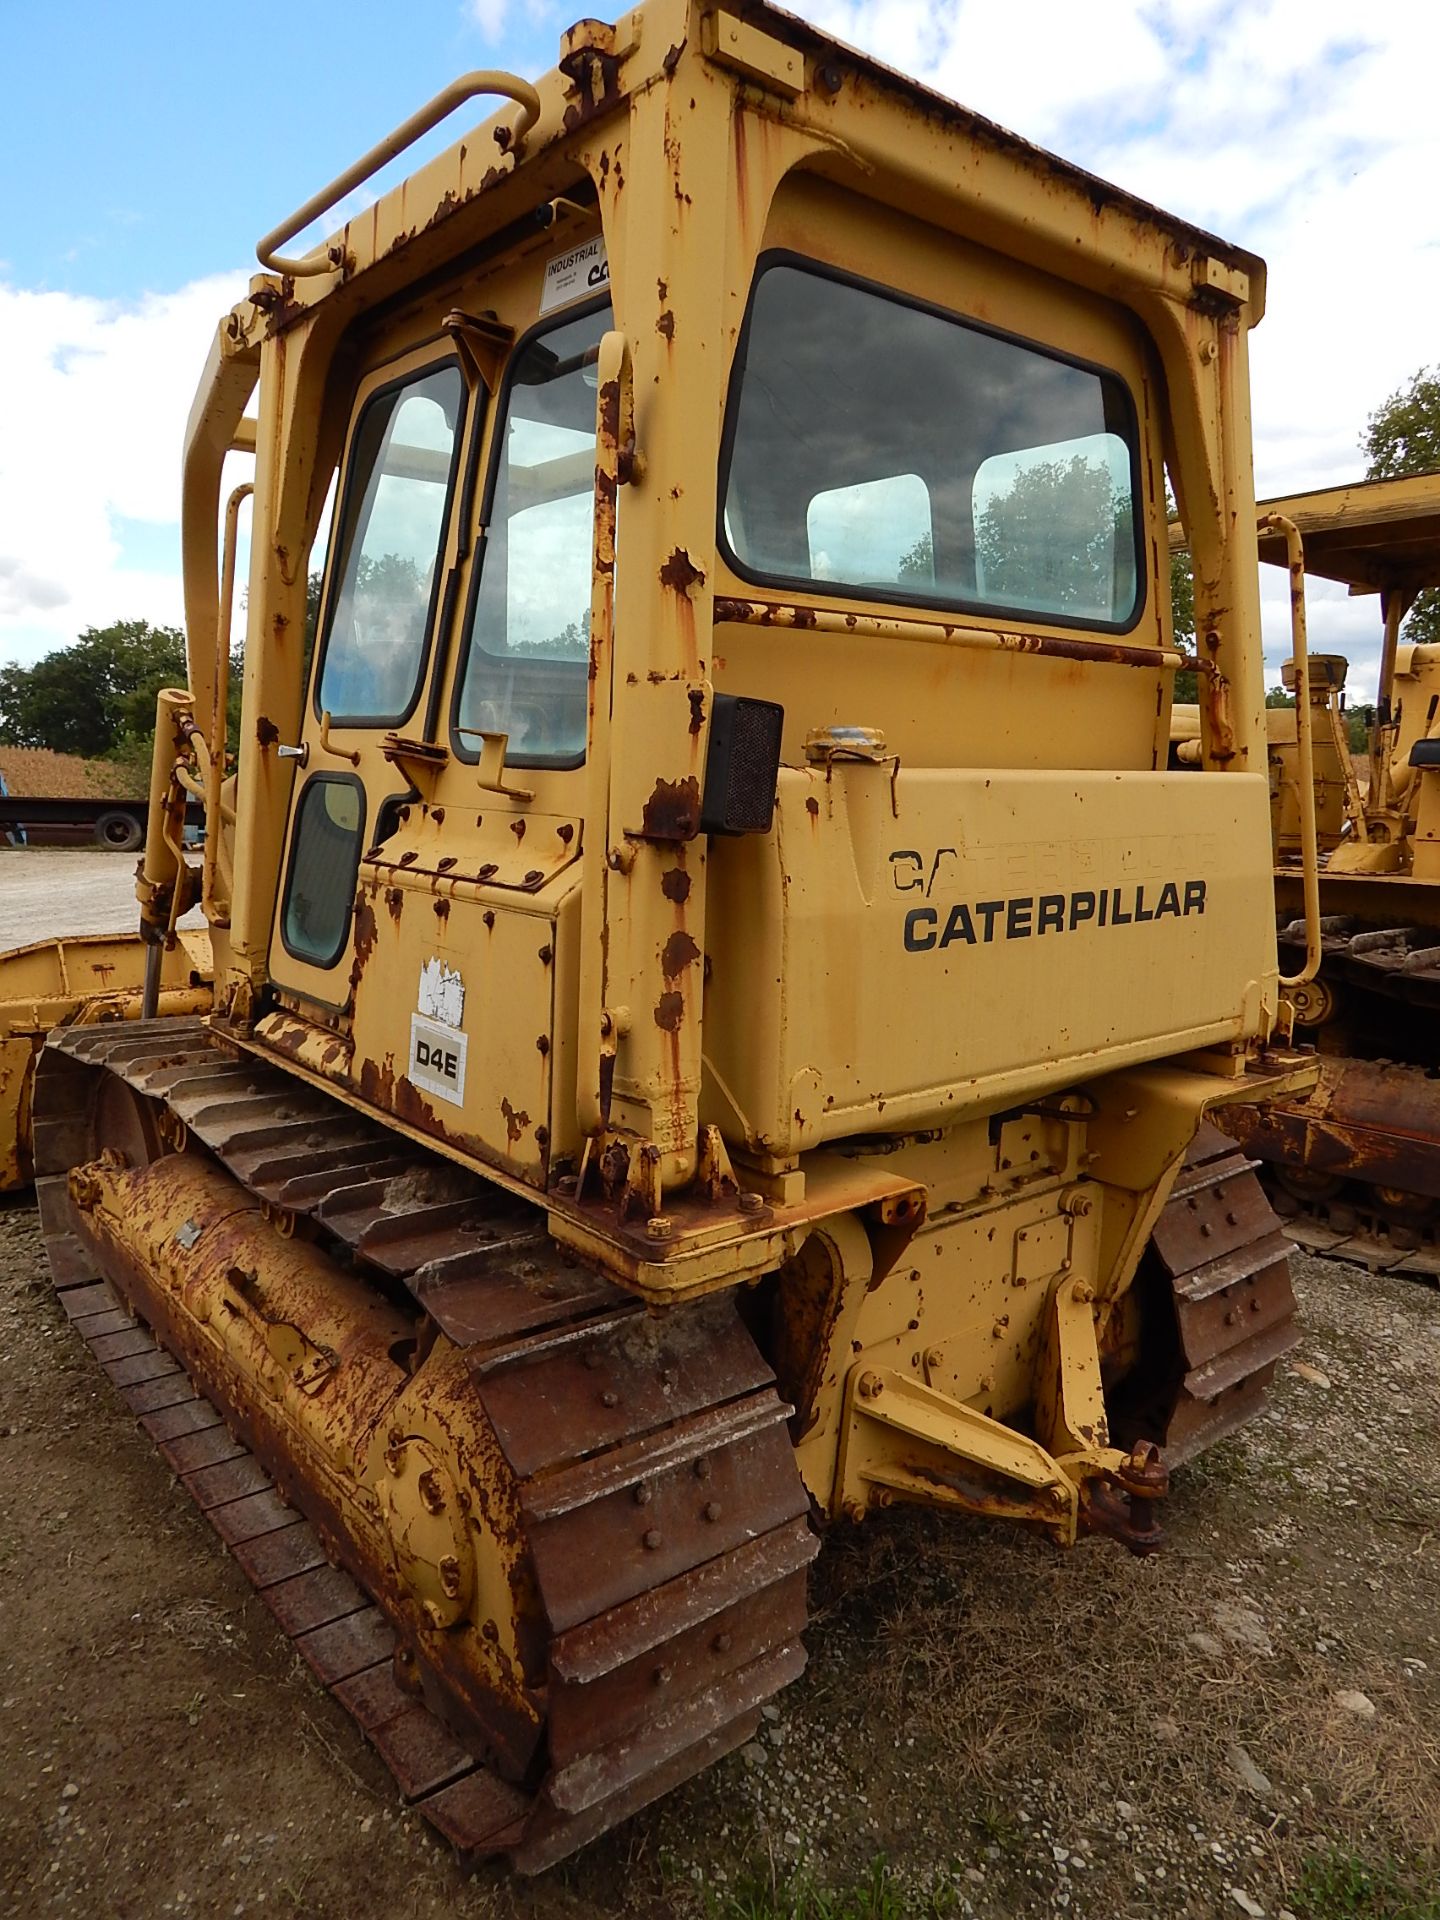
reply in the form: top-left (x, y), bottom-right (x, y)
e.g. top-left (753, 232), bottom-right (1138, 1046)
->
top-left (1, 1192), bottom-right (1438, 1920)
top-left (0, 848), bottom-right (204, 946)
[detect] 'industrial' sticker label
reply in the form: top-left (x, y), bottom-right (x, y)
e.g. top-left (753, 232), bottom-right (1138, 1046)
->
top-left (409, 1013), bottom-right (468, 1107)
top-left (540, 234), bottom-right (609, 314)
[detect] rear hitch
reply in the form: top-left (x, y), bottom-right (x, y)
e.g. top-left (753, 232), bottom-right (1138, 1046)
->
top-left (1078, 1441), bottom-right (1168, 1556)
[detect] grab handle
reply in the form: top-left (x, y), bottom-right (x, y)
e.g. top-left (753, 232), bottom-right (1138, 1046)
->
top-left (1259, 512), bottom-right (1321, 990)
top-left (257, 70), bottom-right (543, 277)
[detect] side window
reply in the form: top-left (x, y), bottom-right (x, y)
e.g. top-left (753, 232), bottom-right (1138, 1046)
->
top-left (282, 777), bottom-right (365, 968)
top-left (316, 363), bottom-right (465, 725)
top-left (721, 263), bottom-right (1143, 631)
top-left (454, 303), bottom-right (611, 768)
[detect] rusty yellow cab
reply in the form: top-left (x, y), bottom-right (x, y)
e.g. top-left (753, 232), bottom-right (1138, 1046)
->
top-left (35, 0), bottom-right (1315, 1872)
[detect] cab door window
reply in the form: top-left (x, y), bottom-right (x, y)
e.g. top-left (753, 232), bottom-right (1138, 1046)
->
top-left (316, 363), bottom-right (466, 724)
top-left (453, 303), bottom-right (611, 767)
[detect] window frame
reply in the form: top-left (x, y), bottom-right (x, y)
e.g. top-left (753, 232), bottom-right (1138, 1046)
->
top-left (309, 353), bottom-right (470, 732)
top-left (448, 292), bottom-right (613, 772)
top-left (277, 771), bottom-right (369, 973)
top-left (716, 251), bottom-right (1148, 638)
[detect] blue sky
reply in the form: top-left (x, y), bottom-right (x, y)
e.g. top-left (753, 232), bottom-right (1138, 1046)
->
top-left (2, 0), bottom-right (1438, 692)
top-left (0, 1), bottom-right (560, 298)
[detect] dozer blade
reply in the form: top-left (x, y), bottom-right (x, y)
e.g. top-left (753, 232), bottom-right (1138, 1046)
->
top-left (32, 1020), bottom-right (818, 1874)
top-left (1118, 1122), bottom-right (1300, 1466)
top-left (1227, 1056), bottom-right (1440, 1280)
top-left (0, 928), bottom-right (211, 1191)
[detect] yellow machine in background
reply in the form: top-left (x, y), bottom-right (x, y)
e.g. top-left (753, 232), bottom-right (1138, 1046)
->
top-left (1208, 474), bottom-right (1440, 1271)
top-left (29, 0), bottom-right (1314, 1872)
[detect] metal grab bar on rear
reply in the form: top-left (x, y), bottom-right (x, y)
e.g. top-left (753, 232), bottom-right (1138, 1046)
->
top-left (257, 70), bottom-right (543, 277)
top-left (1259, 511), bottom-right (1322, 992)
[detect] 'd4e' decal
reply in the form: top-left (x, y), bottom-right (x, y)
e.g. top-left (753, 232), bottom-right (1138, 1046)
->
top-left (409, 1012), bottom-right (468, 1106)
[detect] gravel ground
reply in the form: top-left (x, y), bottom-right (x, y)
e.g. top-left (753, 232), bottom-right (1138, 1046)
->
top-left (1, 1200), bottom-right (1437, 1920)
top-left (0, 848), bottom-right (203, 947)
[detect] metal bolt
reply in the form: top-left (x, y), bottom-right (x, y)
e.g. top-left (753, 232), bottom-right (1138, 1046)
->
top-left (703, 1500), bottom-right (722, 1523)
top-left (601, 1389), bottom-right (619, 1408)
top-left (857, 1372), bottom-right (883, 1400)
top-left (1074, 1283), bottom-right (1094, 1305)
top-left (652, 1664), bottom-right (672, 1686)
top-left (439, 1554), bottom-right (461, 1597)
top-left (713, 1631), bottom-right (733, 1654)
top-left (923, 1347), bottom-right (943, 1371)
top-left (418, 1469), bottom-right (445, 1515)
top-left (643, 1528), bottom-right (663, 1550)
top-left (694, 1456), bottom-right (711, 1480)
top-left (874, 1488), bottom-right (894, 1509)
top-left (842, 1498), bottom-right (865, 1524)
top-left (634, 1482), bottom-right (652, 1506)
top-left (646, 1216), bottom-right (675, 1241)
top-left (737, 1189), bottom-right (765, 1214)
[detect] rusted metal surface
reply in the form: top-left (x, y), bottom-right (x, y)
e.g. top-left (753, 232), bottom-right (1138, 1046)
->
top-left (33, 1023), bottom-right (818, 1874)
top-left (1227, 1056), bottom-right (1440, 1203)
top-left (1112, 1123), bottom-right (1300, 1467)
top-left (712, 597), bottom-right (1182, 672)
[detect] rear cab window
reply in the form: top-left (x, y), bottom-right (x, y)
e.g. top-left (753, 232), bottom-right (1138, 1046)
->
top-left (720, 259), bottom-right (1143, 631)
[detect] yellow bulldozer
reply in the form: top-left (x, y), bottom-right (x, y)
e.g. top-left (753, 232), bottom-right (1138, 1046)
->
top-left (1206, 472), bottom-right (1440, 1272)
top-left (8, 0), bottom-right (1318, 1872)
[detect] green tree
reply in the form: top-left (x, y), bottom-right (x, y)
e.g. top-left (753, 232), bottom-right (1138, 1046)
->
top-left (975, 455), bottom-right (1132, 616)
top-left (1363, 366), bottom-right (1440, 645)
top-left (0, 620), bottom-right (188, 758)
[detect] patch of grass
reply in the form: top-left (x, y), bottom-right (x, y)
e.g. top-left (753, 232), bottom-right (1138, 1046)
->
top-left (1293, 1848), bottom-right (1440, 1920)
top-left (704, 1855), bottom-right (958, 1920)
top-left (969, 1804), bottom-right (1022, 1855)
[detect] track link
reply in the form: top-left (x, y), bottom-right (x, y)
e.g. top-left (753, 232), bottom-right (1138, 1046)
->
top-left (1269, 1183), bottom-right (1440, 1282)
top-left (1116, 1123), bottom-right (1300, 1465)
top-left (33, 1020), bottom-right (817, 1874)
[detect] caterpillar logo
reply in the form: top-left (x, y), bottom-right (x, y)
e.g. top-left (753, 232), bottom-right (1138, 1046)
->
top-left (903, 880), bottom-right (1206, 952)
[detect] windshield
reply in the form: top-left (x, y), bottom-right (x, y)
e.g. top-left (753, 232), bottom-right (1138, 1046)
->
top-left (454, 303), bottom-right (611, 766)
top-left (317, 362), bottom-right (465, 723)
top-left (721, 263), bottom-right (1142, 630)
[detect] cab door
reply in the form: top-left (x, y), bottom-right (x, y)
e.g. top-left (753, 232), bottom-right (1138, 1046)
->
top-left (270, 346), bottom-right (470, 1010)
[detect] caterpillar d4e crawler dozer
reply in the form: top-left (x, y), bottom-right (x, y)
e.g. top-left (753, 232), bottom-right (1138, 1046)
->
top-left (30, 0), bottom-right (1317, 1872)
top-left (1209, 473), bottom-right (1440, 1273)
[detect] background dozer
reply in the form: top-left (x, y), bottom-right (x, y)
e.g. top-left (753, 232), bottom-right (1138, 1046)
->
top-left (26, 0), bottom-right (1314, 1873)
top-left (1210, 472), bottom-right (1440, 1273)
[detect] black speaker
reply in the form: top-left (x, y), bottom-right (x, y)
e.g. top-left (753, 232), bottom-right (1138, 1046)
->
top-left (700, 693), bottom-right (784, 835)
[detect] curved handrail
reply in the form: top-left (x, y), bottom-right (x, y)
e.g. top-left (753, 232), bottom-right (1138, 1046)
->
top-left (1259, 511), bottom-right (1322, 992)
top-left (257, 70), bottom-right (543, 277)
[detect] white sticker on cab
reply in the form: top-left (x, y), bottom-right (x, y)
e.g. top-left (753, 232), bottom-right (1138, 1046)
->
top-left (540, 234), bottom-right (609, 315)
top-left (409, 1013), bottom-right (468, 1108)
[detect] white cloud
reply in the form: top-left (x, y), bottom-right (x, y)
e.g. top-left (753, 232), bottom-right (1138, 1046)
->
top-left (463, 0), bottom-right (557, 44)
top-left (0, 272), bottom-right (250, 666)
